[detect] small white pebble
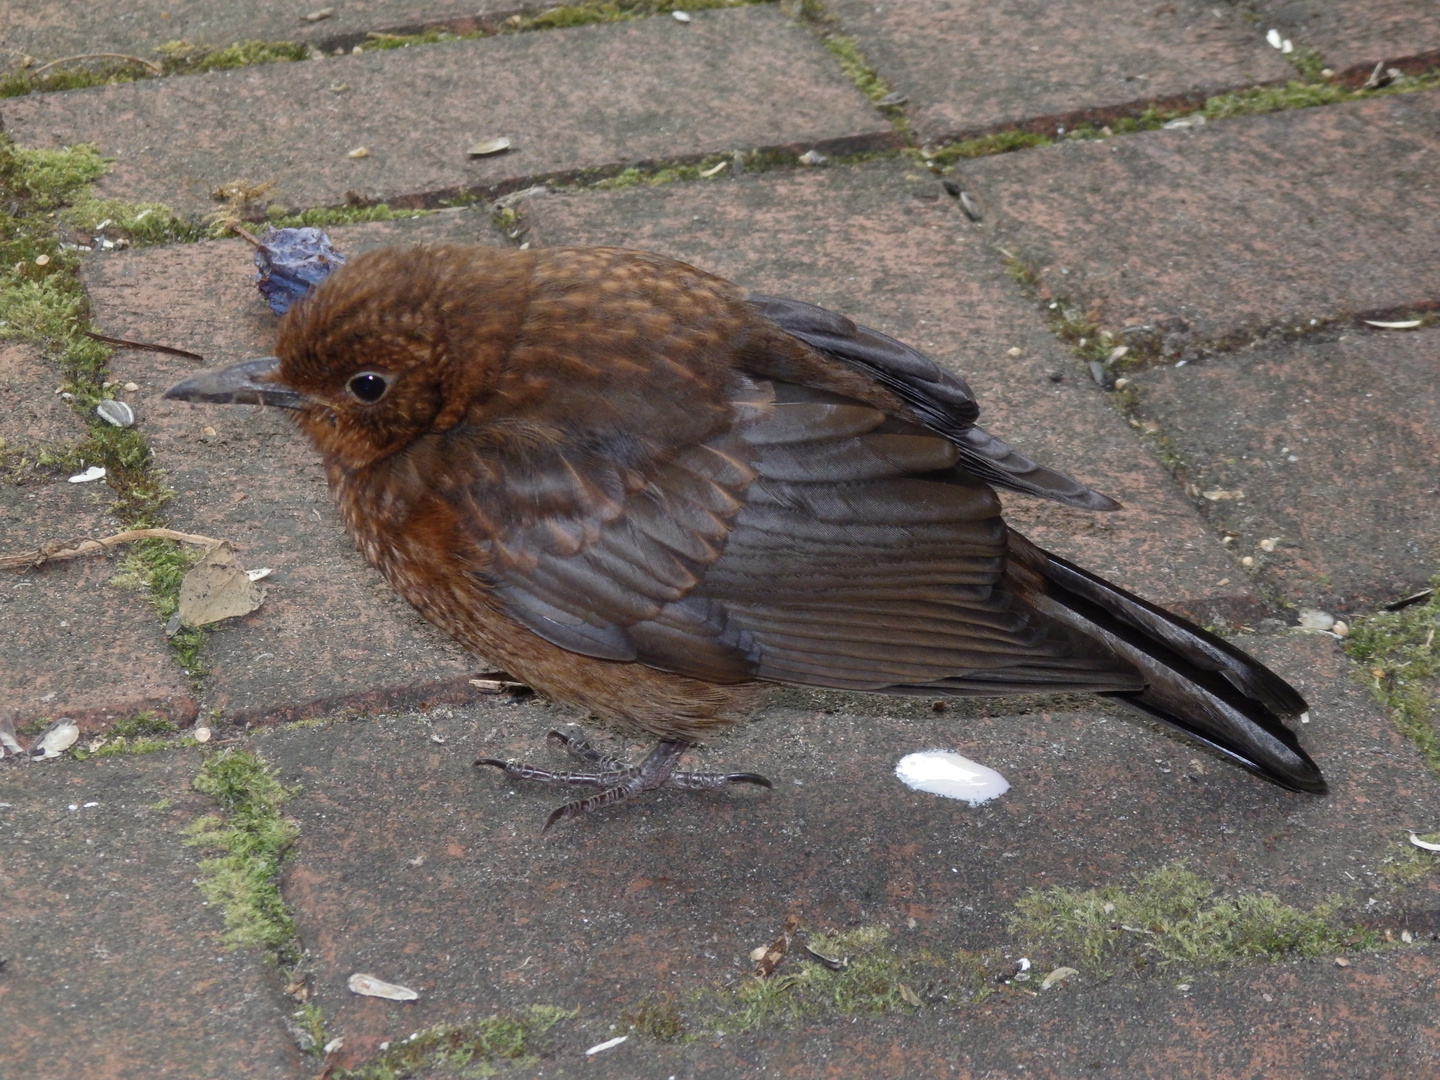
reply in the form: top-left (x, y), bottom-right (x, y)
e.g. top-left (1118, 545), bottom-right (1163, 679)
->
top-left (672, 9), bottom-right (691, 21)
top-left (1240, 556), bottom-right (1254, 567)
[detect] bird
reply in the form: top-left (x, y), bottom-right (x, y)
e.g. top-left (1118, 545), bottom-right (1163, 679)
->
top-left (165, 243), bottom-right (1326, 830)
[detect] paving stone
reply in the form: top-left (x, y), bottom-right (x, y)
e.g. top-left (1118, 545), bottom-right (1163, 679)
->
top-left (0, 7), bottom-right (898, 220)
top-left (79, 212), bottom-right (512, 725)
top-left (1131, 327), bottom-right (1440, 614)
top-left (0, 342), bottom-right (88, 448)
top-left (2, 345), bottom-right (197, 732)
top-left (1255, 0), bottom-right (1440, 81)
top-left (829, 0), bottom-right (1294, 144)
top-left (0, 0), bottom-right (525, 70)
top-left (0, 749), bottom-right (303, 1080)
top-left (523, 161), bottom-right (1263, 624)
top-left (259, 631), bottom-right (1437, 1072)
top-left (965, 89), bottom-right (1440, 351)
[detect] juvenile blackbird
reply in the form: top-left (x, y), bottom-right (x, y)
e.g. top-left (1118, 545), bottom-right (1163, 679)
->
top-left (165, 244), bottom-right (1325, 828)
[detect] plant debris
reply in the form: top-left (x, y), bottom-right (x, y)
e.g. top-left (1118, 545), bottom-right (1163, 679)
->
top-left (347, 973), bottom-right (420, 1001)
top-left (177, 542), bottom-right (267, 628)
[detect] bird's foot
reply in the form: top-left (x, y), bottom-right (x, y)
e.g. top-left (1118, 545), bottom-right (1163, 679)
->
top-left (475, 727), bottom-right (771, 832)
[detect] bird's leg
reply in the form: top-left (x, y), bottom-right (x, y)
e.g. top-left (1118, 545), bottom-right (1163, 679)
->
top-left (474, 727), bottom-right (772, 831)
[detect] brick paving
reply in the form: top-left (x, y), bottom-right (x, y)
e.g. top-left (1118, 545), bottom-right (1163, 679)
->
top-left (829, 0), bottom-right (1294, 143)
top-left (2, 2), bottom-right (1439, 1077)
top-left (2, 7), bottom-right (896, 218)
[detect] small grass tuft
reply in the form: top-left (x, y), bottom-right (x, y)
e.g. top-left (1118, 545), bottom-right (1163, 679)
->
top-left (332, 1007), bottom-right (576, 1079)
top-left (621, 995), bottom-right (687, 1041)
top-left (1380, 834), bottom-right (1440, 886)
top-left (1346, 578), bottom-right (1440, 775)
top-left (1011, 862), bottom-right (1373, 971)
top-left (184, 750), bottom-right (301, 962)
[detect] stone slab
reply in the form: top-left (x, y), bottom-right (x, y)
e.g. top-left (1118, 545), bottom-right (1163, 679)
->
top-left (0, 749), bottom-right (303, 1080)
top-left (830, 0), bottom-right (1294, 144)
top-left (2, 342), bottom-right (197, 733)
top-left (1255, 0), bottom-right (1440, 81)
top-left (965, 89), bottom-right (1440, 353)
top-left (259, 631), bottom-right (1437, 1072)
top-left (1, 7), bottom-right (898, 219)
top-left (79, 212), bottom-right (510, 725)
top-left (1131, 326), bottom-right (1440, 614)
top-left (0, 342), bottom-right (88, 449)
top-left (2, 481), bottom-right (200, 735)
top-left (523, 161), bottom-right (1263, 624)
top-left (0, 0), bottom-right (528, 71)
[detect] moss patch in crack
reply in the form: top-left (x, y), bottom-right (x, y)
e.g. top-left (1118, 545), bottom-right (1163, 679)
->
top-left (332, 1007), bottom-right (576, 1080)
top-left (1011, 862), bottom-right (1374, 972)
top-left (1380, 834), bottom-right (1440, 886)
top-left (701, 928), bottom-right (1007, 1034)
top-left (184, 750), bottom-right (302, 962)
top-left (0, 133), bottom-right (211, 678)
top-left (924, 68), bottom-right (1440, 167)
top-left (1, 40), bottom-right (309, 98)
top-left (1346, 579), bottom-right (1440, 776)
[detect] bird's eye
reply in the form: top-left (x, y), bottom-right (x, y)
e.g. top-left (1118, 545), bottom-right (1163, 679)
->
top-left (346, 372), bottom-right (390, 403)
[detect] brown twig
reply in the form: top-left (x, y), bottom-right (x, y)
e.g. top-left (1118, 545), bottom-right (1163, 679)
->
top-left (82, 330), bottom-right (204, 361)
top-left (0, 528), bottom-right (221, 572)
top-left (229, 223), bottom-right (264, 248)
top-left (31, 53), bottom-right (163, 77)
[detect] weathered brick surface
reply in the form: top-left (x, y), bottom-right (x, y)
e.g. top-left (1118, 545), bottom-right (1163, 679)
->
top-left (0, 342), bottom-right (87, 448)
top-left (830, 0), bottom-right (1294, 144)
top-left (0, 750), bottom-right (303, 1080)
top-left (2, 341), bottom-right (197, 732)
top-left (964, 89), bottom-right (1440, 350)
top-left (1256, 0), bottom-right (1440, 80)
top-left (79, 213), bottom-right (510, 725)
top-left (1132, 327), bottom-right (1440, 613)
top-left (0, 7), bottom-right (896, 219)
top-left (524, 162), bottom-right (1263, 624)
top-left (0, 0), bottom-right (526, 70)
top-left (262, 633), bottom-right (1436, 1072)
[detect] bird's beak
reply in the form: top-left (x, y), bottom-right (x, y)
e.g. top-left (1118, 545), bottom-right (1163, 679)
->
top-left (162, 356), bottom-right (307, 410)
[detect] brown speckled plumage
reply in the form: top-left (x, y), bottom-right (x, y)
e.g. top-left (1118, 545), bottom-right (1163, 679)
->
top-left (166, 243), bottom-right (1326, 823)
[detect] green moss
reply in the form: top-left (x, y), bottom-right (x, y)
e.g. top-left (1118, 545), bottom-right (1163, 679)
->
top-left (1346, 579), bottom-right (1440, 775)
top-left (332, 1007), bottom-right (576, 1079)
top-left (184, 750), bottom-right (302, 961)
top-left (65, 197), bottom-right (203, 245)
top-left (1380, 834), bottom-right (1440, 885)
top-left (922, 68), bottom-right (1440, 167)
top-left (91, 735), bottom-right (170, 757)
top-left (111, 711), bottom-right (180, 738)
top-left (621, 995), bottom-right (687, 1041)
top-left (154, 39), bottom-right (310, 73)
top-left (925, 129), bottom-right (1052, 165)
top-left (263, 202), bottom-right (431, 229)
top-left (1011, 862), bottom-right (1373, 971)
top-left (703, 928), bottom-right (1005, 1033)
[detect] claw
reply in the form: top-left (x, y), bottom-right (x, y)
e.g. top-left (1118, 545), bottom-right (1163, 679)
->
top-left (474, 727), bottom-right (771, 829)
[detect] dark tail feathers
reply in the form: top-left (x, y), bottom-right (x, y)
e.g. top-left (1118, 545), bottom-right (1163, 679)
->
top-left (1006, 530), bottom-right (1326, 794)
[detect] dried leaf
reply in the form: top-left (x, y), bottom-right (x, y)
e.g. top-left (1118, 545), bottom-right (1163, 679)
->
top-left (755, 913), bottom-right (800, 976)
top-left (898, 982), bottom-right (923, 1007)
top-left (68, 466), bottom-right (106, 484)
top-left (1041, 966), bottom-right (1079, 989)
top-left (178, 542), bottom-right (266, 627)
top-left (347, 973), bottom-right (419, 1001)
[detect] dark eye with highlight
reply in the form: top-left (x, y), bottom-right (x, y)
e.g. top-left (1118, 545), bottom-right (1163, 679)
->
top-left (347, 372), bottom-right (390, 403)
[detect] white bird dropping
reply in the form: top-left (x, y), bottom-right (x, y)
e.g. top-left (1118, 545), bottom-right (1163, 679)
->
top-left (895, 750), bottom-right (1009, 805)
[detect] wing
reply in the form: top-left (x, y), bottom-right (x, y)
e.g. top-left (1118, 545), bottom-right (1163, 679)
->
top-left (745, 294), bottom-right (1121, 511)
top-left (463, 374), bottom-right (1141, 696)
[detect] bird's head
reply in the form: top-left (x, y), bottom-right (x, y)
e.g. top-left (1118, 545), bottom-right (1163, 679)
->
top-left (164, 245), bottom-right (532, 470)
